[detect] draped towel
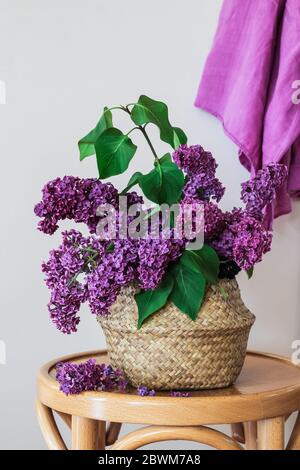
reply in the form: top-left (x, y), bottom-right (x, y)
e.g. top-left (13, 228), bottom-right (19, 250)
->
top-left (195, 0), bottom-right (300, 222)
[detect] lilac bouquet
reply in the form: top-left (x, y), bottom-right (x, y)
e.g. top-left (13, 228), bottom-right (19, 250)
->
top-left (35, 95), bottom-right (287, 334)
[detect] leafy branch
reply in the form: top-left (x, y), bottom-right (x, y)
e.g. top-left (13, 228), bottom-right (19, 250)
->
top-left (78, 95), bottom-right (187, 205)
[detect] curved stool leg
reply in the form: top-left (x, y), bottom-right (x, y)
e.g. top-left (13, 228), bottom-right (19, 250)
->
top-left (72, 416), bottom-right (103, 450)
top-left (110, 425), bottom-right (243, 450)
top-left (36, 401), bottom-right (67, 450)
top-left (287, 412), bottom-right (300, 450)
top-left (257, 416), bottom-right (284, 450)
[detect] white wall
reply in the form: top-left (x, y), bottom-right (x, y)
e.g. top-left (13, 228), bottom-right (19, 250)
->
top-left (0, 0), bottom-right (299, 450)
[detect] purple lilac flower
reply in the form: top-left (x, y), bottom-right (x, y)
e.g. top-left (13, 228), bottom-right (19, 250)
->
top-left (232, 214), bottom-right (272, 270)
top-left (137, 236), bottom-right (184, 290)
top-left (87, 239), bottom-right (139, 315)
top-left (34, 176), bottom-right (119, 234)
top-left (241, 163), bottom-right (287, 220)
top-left (137, 386), bottom-right (156, 397)
top-left (184, 173), bottom-right (225, 203)
top-left (42, 230), bottom-right (106, 333)
top-left (209, 209), bottom-right (242, 259)
top-left (169, 391), bottom-right (191, 397)
top-left (173, 145), bottom-right (225, 202)
top-left (172, 144), bottom-right (217, 177)
top-left (56, 359), bottom-right (128, 395)
top-left (211, 210), bottom-right (272, 270)
top-left (203, 201), bottom-right (225, 240)
top-left (177, 197), bottom-right (225, 243)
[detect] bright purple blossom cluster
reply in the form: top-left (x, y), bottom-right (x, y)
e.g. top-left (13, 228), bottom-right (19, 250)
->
top-left (174, 146), bottom-right (286, 271)
top-left (137, 386), bottom-right (156, 396)
top-left (34, 176), bottom-right (119, 234)
top-left (241, 163), bottom-right (288, 220)
top-left (56, 359), bottom-right (128, 395)
top-left (55, 362), bottom-right (193, 397)
top-left (42, 230), bottom-right (107, 333)
top-left (173, 144), bottom-right (225, 202)
top-left (137, 236), bottom-right (184, 290)
top-left (87, 239), bottom-right (139, 316)
top-left (210, 210), bottom-right (272, 271)
top-left (40, 226), bottom-right (185, 332)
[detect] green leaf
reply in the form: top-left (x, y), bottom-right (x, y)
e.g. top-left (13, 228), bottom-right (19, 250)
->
top-left (95, 127), bottom-right (137, 179)
top-left (169, 262), bottom-right (206, 321)
top-left (181, 246), bottom-right (220, 284)
top-left (78, 107), bottom-right (113, 160)
top-left (120, 171), bottom-right (143, 194)
top-left (139, 153), bottom-right (184, 204)
top-left (173, 127), bottom-right (188, 148)
top-left (131, 95), bottom-right (183, 149)
top-left (246, 267), bottom-right (254, 279)
top-left (135, 273), bottom-right (174, 329)
top-left (159, 153), bottom-right (172, 164)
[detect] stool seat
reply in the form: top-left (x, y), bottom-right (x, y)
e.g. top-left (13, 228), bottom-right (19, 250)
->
top-left (36, 350), bottom-right (300, 450)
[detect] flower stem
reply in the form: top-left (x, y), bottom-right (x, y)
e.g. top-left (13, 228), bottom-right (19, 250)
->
top-left (139, 125), bottom-right (159, 162)
top-left (123, 105), bottom-right (159, 162)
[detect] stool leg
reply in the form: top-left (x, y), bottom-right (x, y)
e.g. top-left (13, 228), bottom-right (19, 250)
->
top-left (243, 421), bottom-right (257, 450)
top-left (72, 416), bottom-right (101, 450)
top-left (106, 422), bottom-right (122, 446)
top-left (36, 401), bottom-right (67, 450)
top-left (257, 416), bottom-right (284, 450)
top-left (287, 412), bottom-right (300, 450)
top-left (231, 423), bottom-right (245, 443)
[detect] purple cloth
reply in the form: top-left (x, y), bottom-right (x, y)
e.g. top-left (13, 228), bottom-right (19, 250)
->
top-left (195, 0), bottom-right (300, 221)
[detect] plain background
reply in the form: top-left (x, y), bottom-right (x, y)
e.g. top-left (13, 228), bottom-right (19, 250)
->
top-left (0, 0), bottom-right (299, 450)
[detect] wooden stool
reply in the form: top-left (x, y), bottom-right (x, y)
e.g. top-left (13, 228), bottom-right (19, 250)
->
top-left (36, 350), bottom-right (300, 450)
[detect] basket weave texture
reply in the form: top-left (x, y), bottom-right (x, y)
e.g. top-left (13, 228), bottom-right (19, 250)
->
top-left (98, 279), bottom-right (255, 390)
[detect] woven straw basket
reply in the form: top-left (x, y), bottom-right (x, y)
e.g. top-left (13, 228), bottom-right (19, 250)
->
top-left (98, 279), bottom-right (255, 390)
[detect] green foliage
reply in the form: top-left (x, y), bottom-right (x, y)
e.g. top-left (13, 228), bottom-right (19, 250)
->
top-left (134, 245), bottom-right (220, 325)
top-left (138, 154), bottom-right (184, 205)
top-left (95, 128), bottom-right (137, 179)
top-left (169, 262), bottom-right (206, 321)
top-left (180, 246), bottom-right (220, 284)
top-left (78, 107), bottom-right (113, 160)
top-left (173, 127), bottom-right (188, 148)
top-left (246, 266), bottom-right (254, 279)
top-left (135, 273), bottom-right (174, 329)
top-left (79, 95), bottom-right (187, 200)
top-left (120, 171), bottom-right (143, 194)
top-left (131, 95), bottom-right (187, 149)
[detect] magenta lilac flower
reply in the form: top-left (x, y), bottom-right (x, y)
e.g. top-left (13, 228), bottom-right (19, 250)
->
top-left (173, 145), bottom-right (225, 203)
top-left (184, 173), bottom-right (225, 202)
top-left (211, 210), bottom-right (272, 270)
top-left (172, 144), bottom-right (217, 177)
top-left (42, 229), bottom-right (106, 333)
top-left (137, 237), bottom-right (184, 290)
top-left (87, 239), bottom-right (138, 316)
top-left (137, 386), bottom-right (156, 396)
top-left (241, 163), bottom-right (287, 220)
top-left (232, 214), bottom-right (272, 270)
top-left (56, 359), bottom-right (128, 395)
top-left (177, 197), bottom-right (225, 243)
top-left (34, 176), bottom-right (119, 234)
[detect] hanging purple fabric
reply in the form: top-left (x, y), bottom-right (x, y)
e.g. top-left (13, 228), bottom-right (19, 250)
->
top-left (195, 0), bottom-right (300, 222)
